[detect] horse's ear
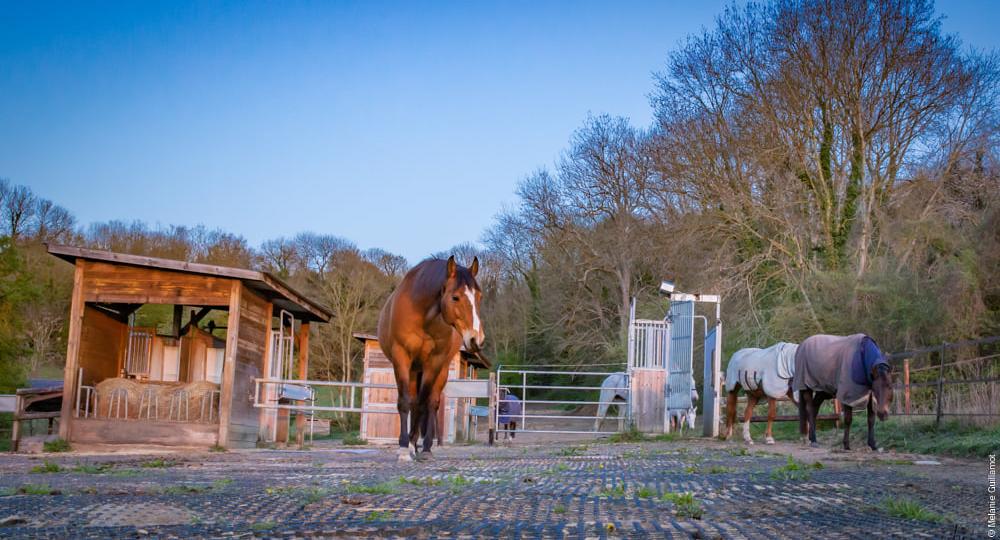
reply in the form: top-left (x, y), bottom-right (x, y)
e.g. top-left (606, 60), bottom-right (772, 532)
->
top-left (470, 256), bottom-right (479, 277)
top-left (447, 256), bottom-right (457, 278)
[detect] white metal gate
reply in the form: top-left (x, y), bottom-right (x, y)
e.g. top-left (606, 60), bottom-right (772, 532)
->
top-left (493, 368), bottom-right (630, 435)
top-left (666, 301), bottom-right (695, 413)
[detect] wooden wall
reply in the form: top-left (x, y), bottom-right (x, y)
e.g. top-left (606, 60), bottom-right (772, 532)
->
top-left (631, 369), bottom-right (666, 433)
top-left (81, 260), bottom-right (233, 306)
top-left (224, 284), bottom-right (271, 447)
top-left (78, 306), bottom-right (126, 386)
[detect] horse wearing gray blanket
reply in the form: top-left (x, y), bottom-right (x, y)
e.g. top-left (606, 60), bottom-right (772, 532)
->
top-left (793, 333), bottom-right (894, 450)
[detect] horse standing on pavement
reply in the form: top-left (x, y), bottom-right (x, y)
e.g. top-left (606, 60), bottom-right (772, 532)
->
top-left (793, 334), bottom-right (893, 451)
top-left (723, 342), bottom-right (799, 445)
top-left (378, 256), bottom-right (488, 461)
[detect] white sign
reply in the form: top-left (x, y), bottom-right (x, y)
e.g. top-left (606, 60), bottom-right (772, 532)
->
top-left (443, 379), bottom-right (489, 398)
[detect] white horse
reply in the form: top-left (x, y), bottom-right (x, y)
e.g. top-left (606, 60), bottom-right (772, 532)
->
top-left (594, 373), bottom-right (629, 432)
top-left (723, 342), bottom-right (798, 445)
top-left (667, 375), bottom-right (699, 434)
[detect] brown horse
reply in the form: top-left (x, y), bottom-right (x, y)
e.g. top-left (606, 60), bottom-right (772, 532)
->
top-left (377, 256), bottom-right (486, 461)
top-left (793, 334), bottom-right (894, 450)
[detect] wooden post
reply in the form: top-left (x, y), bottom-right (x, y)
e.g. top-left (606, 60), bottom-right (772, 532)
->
top-left (11, 394), bottom-right (22, 452)
top-left (58, 261), bottom-right (86, 441)
top-left (935, 343), bottom-right (946, 428)
top-left (833, 400), bottom-right (842, 428)
top-left (295, 322), bottom-right (310, 446)
top-left (903, 358), bottom-right (911, 415)
top-left (217, 281), bottom-right (243, 448)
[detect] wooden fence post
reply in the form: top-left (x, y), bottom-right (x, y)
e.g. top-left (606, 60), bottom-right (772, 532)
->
top-left (903, 358), bottom-right (910, 415)
top-left (935, 342), bottom-right (946, 428)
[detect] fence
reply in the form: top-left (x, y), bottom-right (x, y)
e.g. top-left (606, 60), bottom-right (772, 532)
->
top-left (887, 335), bottom-right (1000, 426)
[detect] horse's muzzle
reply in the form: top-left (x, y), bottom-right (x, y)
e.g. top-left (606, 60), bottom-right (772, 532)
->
top-left (877, 411), bottom-right (889, 421)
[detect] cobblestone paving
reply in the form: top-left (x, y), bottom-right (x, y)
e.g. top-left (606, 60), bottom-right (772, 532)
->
top-left (0, 439), bottom-right (983, 539)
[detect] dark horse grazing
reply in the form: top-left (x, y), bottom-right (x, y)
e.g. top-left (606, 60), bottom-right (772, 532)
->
top-left (793, 334), bottom-right (893, 450)
top-left (378, 256), bottom-right (487, 461)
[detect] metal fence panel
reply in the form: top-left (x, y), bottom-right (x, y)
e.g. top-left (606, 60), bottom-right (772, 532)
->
top-left (667, 301), bottom-right (694, 411)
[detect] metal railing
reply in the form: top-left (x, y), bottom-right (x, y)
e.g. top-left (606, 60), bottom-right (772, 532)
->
top-left (494, 368), bottom-right (630, 435)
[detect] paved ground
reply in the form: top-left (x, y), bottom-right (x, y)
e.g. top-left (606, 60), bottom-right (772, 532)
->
top-left (0, 435), bottom-right (986, 539)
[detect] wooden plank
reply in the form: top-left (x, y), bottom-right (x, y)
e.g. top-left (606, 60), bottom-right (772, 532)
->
top-left (82, 261), bottom-right (235, 306)
top-left (70, 418), bottom-right (218, 447)
top-left (58, 261), bottom-right (86, 440)
top-left (295, 322), bottom-right (309, 446)
top-left (631, 369), bottom-right (665, 433)
top-left (217, 281), bottom-right (242, 447)
top-left (229, 286), bottom-right (270, 442)
top-left (78, 306), bottom-right (126, 386)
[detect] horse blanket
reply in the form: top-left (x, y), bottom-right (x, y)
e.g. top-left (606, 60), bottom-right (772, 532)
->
top-left (498, 393), bottom-right (522, 425)
top-left (725, 342), bottom-right (798, 400)
top-left (792, 334), bottom-right (888, 408)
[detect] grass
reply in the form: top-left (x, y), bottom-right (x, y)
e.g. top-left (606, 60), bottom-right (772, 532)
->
top-left (874, 418), bottom-right (1000, 458)
top-left (365, 510), bottom-right (394, 522)
top-left (212, 478), bottom-right (234, 489)
top-left (398, 476), bottom-right (442, 487)
top-left (29, 460), bottom-right (62, 474)
top-left (208, 445), bottom-right (227, 453)
top-left (42, 438), bottom-right (71, 453)
top-left (556, 445), bottom-right (587, 457)
top-left (553, 503), bottom-right (567, 514)
top-left (341, 433), bottom-right (367, 446)
top-left (598, 484), bottom-right (626, 498)
top-left (250, 521), bottom-right (277, 531)
top-left (636, 485), bottom-right (656, 499)
top-left (139, 458), bottom-right (175, 468)
top-left (607, 426), bottom-right (647, 443)
top-left (71, 464), bottom-right (113, 474)
top-left (881, 498), bottom-right (945, 523)
top-left (346, 482), bottom-right (397, 495)
top-left (16, 484), bottom-right (60, 495)
top-left (161, 485), bottom-right (211, 495)
top-left (661, 492), bottom-right (702, 519)
top-left (769, 456), bottom-right (823, 481)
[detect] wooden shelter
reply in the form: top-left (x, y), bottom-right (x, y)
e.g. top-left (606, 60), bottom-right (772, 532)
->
top-left (47, 245), bottom-right (331, 449)
top-left (353, 333), bottom-right (488, 444)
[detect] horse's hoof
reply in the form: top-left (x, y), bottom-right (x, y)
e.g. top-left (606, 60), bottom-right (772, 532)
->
top-left (765, 437), bottom-right (775, 445)
top-left (415, 450), bottom-right (434, 462)
top-left (743, 438), bottom-right (754, 446)
top-left (397, 448), bottom-right (413, 462)
top-left (809, 442), bottom-right (820, 449)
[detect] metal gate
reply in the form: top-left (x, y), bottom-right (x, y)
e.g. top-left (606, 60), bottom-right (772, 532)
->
top-left (666, 301), bottom-right (695, 413)
top-left (493, 368), bottom-right (630, 435)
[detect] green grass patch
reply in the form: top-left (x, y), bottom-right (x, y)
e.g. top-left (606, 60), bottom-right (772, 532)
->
top-left (769, 456), bottom-right (822, 481)
top-left (16, 484), bottom-right (60, 495)
top-left (598, 484), bottom-right (626, 498)
top-left (250, 521), bottom-right (276, 531)
top-left (139, 458), bottom-right (175, 468)
top-left (346, 482), bottom-right (397, 495)
top-left (553, 503), bottom-right (567, 514)
top-left (705, 465), bottom-right (735, 474)
top-left (607, 426), bottom-right (646, 443)
top-left (160, 484), bottom-right (211, 495)
top-left (71, 463), bottom-right (113, 474)
top-left (212, 478), bottom-right (234, 489)
top-left (661, 492), bottom-right (702, 519)
top-left (365, 510), bottom-right (394, 522)
top-left (874, 418), bottom-right (1000, 458)
top-left (208, 445), bottom-right (227, 453)
top-left (342, 433), bottom-right (367, 446)
top-left (29, 460), bottom-right (62, 474)
top-left (42, 438), bottom-right (71, 453)
top-left (556, 445), bottom-right (587, 457)
top-left (881, 498), bottom-right (945, 523)
top-left (636, 485), bottom-right (656, 498)
top-left (398, 476), bottom-right (442, 487)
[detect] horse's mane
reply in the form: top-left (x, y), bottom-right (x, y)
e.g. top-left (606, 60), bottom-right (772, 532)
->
top-left (409, 258), bottom-right (479, 295)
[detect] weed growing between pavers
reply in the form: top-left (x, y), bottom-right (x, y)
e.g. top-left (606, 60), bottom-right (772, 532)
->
top-left (636, 485), bottom-right (656, 498)
top-left (70, 463), bottom-right (114, 474)
top-left (365, 510), bottom-right (394, 522)
top-left (398, 476), bottom-right (442, 486)
top-left (598, 484), bottom-right (626, 498)
top-left (15, 484), bottom-right (60, 495)
top-left (342, 433), bottom-right (367, 446)
top-left (250, 521), bottom-right (277, 531)
top-left (208, 445), bottom-right (227, 453)
top-left (42, 438), bottom-right (71, 453)
top-left (769, 456), bottom-right (823, 481)
top-left (881, 498), bottom-right (946, 523)
top-left (661, 492), bottom-right (703, 519)
top-left (346, 482), bottom-right (397, 495)
top-left (139, 458), bottom-right (176, 468)
top-left (556, 445), bottom-right (587, 457)
top-left (553, 503), bottom-right (567, 514)
top-left (29, 460), bottom-right (61, 474)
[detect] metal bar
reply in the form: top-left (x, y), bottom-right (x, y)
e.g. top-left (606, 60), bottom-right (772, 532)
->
top-left (254, 378), bottom-right (395, 389)
top-left (907, 352), bottom-right (1000, 373)
top-left (895, 412), bottom-right (1000, 417)
top-left (497, 384), bottom-right (627, 391)
top-left (494, 429), bottom-right (622, 435)
top-left (497, 399), bottom-right (628, 406)
top-left (497, 370), bottom-right (625, 377)
top-left (502, 414), bottom-right (622, 420)
top-left (253, 403), bottom-right (399, 414)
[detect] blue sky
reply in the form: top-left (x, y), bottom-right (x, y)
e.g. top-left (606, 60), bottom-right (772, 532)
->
top-left (2, 1), bottom-right (997, 263)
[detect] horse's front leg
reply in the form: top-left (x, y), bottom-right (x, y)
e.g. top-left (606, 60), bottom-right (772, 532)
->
top-left (764, 398), bottom-right (777, 445)
top-left (419, 366), bottom-right (450, 457)
top-left (842, 404), bottom-right (853, 451)
top-left (797, 389), bottom-right (811, 444)
top-left (742, 394), bottom-right (759, 445)
top-left (391, 352), bottom-right (416, 461)
top-left (866, 394), bottom-right (877, 451)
